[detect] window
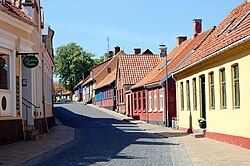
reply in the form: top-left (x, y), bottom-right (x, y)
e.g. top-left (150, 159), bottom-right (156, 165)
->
top-left (193, 78), bottom-right (197, 110)
top-left (0, 54), bottom-right (10, 90)
top-left (138, 92), bottom-right (141, 110)
top-left (187, 81), bottom-right (191, 111)
top-left (148, 91), bottom-right (152, 112)
top-left (154, 90), bottom-right (157, 111)
top-left (143, 91), bottom-right (146, 110)
top-left (107, 68), bottom-right (111, 73)
top-left (180, 82), bottom-right (184, 110)
top-left (220, 69), bottom-right (227, 109)
top-left (159, 88), bottom-right (164, 112)
top-left (209, 72), bottom-right (215, 109)
top-left (121, 89), bottom-right (123, 103)
top-left (134, 93), bottom-right (137, 110)
top-left (232, 64), bottom-right (240, 108)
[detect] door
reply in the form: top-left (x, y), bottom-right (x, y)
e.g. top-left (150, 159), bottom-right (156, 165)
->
top-left (200, 75), bottom-right (206, 119)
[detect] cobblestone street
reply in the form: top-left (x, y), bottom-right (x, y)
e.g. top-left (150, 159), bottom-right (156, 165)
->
top-left (21, 103), bottom-right (191, 166)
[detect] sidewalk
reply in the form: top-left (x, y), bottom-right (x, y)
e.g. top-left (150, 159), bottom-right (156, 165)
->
top-left (0, 119), bottom-right (75, 166)
top-left (89, 104), bottom-right (250, 166)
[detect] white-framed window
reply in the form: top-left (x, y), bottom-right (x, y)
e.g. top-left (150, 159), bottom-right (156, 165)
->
top-left (232, 64), bottom-right (240, 109)
top-left (148, 91), bottom-right (152, 112)
top-left (159, 88), bottom-right (164, 112)
top-left (180, 82), bottom-right (184, 111)
top-left (0, 54), bottom-right (10, 90)
top-left (220, 68), bottom-right (227, 109)
top-left (209, 72), bottom-right (215, 109)
top-left (154, 89), bottom-right (157, 112)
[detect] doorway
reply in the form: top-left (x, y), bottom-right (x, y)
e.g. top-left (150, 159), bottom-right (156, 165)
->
top-left (200, 75), bottom-right (206, 119)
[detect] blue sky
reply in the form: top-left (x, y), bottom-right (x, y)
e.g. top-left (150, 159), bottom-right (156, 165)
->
top-left (41, 0), bottom-right (245, 58)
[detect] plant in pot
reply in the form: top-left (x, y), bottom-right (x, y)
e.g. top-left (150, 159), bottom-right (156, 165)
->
top-left (198, 118), bottom-right (206, 129)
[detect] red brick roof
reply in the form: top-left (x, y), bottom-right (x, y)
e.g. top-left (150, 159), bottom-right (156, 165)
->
top-left (95, 69), bottom-right (116, 90)
top-left (132, 28), bottom-right (214, 89)
top-left (119, 53), bottom-right (162, 85)
top-left (176, 1), bottom-right (250, 72)
top-left (0, 1), bottom-right (36, 26)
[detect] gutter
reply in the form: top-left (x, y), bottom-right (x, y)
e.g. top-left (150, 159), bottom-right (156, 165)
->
top-left (174, 35), bottom-right (250, 75)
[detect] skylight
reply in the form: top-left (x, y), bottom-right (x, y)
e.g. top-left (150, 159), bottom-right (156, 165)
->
top-left (229, 10), bottom-right (250, 33)
top-left (217, 18), bottom-right (236, 37)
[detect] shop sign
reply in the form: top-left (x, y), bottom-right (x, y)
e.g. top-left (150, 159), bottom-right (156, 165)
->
top-left (23, 55), bottom-right (39, 68)
top-left (0, 57), bottom-right (5, 69)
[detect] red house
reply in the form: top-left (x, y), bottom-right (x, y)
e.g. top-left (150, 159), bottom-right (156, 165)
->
top-left (116, 49), bottom-right (162, 116)
top-left (131, 20), bottom-right (215, 126)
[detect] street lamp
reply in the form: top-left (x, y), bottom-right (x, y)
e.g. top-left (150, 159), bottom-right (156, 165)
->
top-left (159, 43), bottom-right (169, 127)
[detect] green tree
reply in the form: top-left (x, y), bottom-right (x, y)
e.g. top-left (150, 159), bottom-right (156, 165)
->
top-left (54, 42), bottom-right (95, 99)
top-left (94, 55), bottom-right (104, 65)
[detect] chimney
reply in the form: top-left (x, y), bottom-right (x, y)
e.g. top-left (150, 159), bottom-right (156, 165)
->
top-left (193, 19), bottom-right (202, 37)
top-left (114, 46), bottom-right (120, 55)
top-left (176, 36), bottom-right (187, 46)
top-left (134, 48), bottom-right (141, 54)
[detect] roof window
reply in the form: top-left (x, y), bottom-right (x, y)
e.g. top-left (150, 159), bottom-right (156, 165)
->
top-left (229, 10), bottom-right (250, 33)
top-left (217, 18), bottom-right (236, 37)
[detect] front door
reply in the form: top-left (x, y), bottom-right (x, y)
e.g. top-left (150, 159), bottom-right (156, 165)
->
top-left (200, 75), bottom-right (206, 119)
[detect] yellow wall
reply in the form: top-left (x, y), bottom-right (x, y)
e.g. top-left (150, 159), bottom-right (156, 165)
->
top-left (176, 44), bottom-right (250, 138)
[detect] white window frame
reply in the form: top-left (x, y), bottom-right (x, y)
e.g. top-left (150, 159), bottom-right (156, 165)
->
top-left (153, 89), bottom-right (157, 112)
top-left (148, 91), bottom-right (152, 112)
top-left (159, 88), bottom-right (164, 112)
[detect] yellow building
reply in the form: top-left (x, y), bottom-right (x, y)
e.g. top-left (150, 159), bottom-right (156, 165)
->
top-left (173, 2), bottom-right (250, 149)
top-left (0, 0), bottom-right (54, 144)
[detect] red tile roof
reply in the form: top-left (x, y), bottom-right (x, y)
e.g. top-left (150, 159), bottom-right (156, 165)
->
top-left (176, 1), bottom-right (250, 72)
top-left (119, 53), bottom-right (162, 85)
top-left (92, 58), bottom-right (111, 78)
top-left (132, 28), bottom-right (214, 89)
top-left (95, 69), bottom-right (116, 90)
top-left (0, 1), bottom-right (36, 26)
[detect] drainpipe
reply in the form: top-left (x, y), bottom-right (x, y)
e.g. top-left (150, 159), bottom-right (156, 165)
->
top-left (42, 52), bottom-right (49, 133)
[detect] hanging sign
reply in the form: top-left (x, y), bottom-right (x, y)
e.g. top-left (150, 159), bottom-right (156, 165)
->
top-left (23, 55), bottom-right (39, 68)
top-left (0, 57), bottom-right (5, 69)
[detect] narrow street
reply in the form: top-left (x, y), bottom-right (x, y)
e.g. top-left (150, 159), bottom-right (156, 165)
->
top-left (21, 103), bottom-right (191, 166)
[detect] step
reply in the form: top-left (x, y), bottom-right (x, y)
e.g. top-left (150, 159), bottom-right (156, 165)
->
top-left (190, 133), bottom-right (205, 138)
top-left (29, 134), bottom-right (47, 141)
top-left (197, 129), bottom-right (206, 134)
top-left (25, 130), bottom-right (40, 136)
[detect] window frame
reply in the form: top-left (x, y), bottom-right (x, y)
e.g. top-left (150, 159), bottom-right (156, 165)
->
top-left (159, 88), bottom-right (164, 112)
top-left (148, 91), bottom-right (152, 112)
top-left (209, 72), bottom-right (215, 110)
top-left (138, 92), bottom-right (141, 110)
top-left (153, 89), bottom-right (157, 112)
top-left (134, 93), bottom-right (137, 110)
top-left (180, 82), bottom-right (184, 111)
top-left (220, 68), bottom-right (227, 109)
top-left (143, 91), bottom-right (146, 110)
top-left (193, 78), bottom-right (197, 110)
top-left (232, 64), bottom-right (240, 109)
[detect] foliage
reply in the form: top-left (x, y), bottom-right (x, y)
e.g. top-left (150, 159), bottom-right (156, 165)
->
top-left (94, 55), bottom-right (104, 65)
top-left (54, 42), bottom-right (96, 92)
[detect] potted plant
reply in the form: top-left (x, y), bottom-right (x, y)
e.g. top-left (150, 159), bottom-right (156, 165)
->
top-left (198, 118), bottom-right (206, 128)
